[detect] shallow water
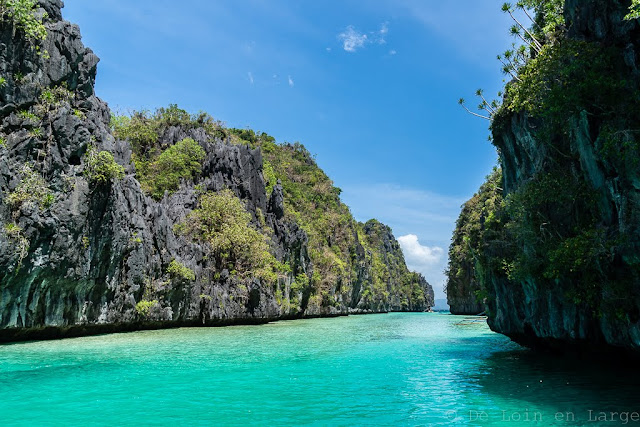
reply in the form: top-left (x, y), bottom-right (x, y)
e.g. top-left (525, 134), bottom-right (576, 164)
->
top-left (0, 313), bottom-right (638, 426)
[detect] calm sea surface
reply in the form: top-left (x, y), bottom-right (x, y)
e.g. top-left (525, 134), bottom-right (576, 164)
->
top-left (1, 313), bottom-right (639, 426)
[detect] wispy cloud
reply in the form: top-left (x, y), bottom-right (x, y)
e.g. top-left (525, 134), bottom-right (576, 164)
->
top-left (338, 26), bottom-right (368, 52)
top-left (337, 22), bottom-right (390, 53)
top-left (341, 183), bottom-right (467, 300)
top-left (288, 75), bottom-right (294, 87)
top-left (389, 49), bottom-right (397, 55)
top-left (243, 40), bottom-right (256, 54)
top-left (377, 22), bottom-right (389, 44)
top-left (247, 72), bottom-right (254, 85)
top-left (342, 183), bottom-right (465, 234)
top-left (395, 0), bottom-right (517, 66)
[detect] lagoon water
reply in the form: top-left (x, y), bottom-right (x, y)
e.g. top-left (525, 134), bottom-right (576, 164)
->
top-left (1, 313), bottom-right (639, 426)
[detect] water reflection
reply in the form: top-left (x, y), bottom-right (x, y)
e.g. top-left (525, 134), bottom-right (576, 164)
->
top-left (466, 349), bottom-right (640, 425)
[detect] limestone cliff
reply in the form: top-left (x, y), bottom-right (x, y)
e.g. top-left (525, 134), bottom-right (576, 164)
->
top-left (451, 0), bottom-right (640, 357)
top-left (0, 0), bottom-right (433, 342)
top-left (360, 219), bottom-right (434, 312)
top-left (445, 169), bottom-right (502, 315)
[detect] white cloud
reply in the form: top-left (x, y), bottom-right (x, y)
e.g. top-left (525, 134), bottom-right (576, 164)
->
top-left (338, 22), bottom-right (392, 52)
top-left (377, 22), bottom-right (389, 44)
top-left (389, 49), bottom-right (397, 55)
top-left (341, 183), bottom-right (467, 300)
top-left (326, 47), bottom-right (332, 52)
top-left (338, 25), bottom-right (368, 52)
top-left (398, 234), bottom-right (444, 267)
top-left (288, 75), bottom-right (294, 87)
top-left (398, 234), bottom-right (446, 300)
top-left (247, 72), bottom-right (254, 85)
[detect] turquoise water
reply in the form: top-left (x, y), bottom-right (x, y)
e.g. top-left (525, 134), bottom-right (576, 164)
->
top-left (1, 313), bottom-right (639, 426)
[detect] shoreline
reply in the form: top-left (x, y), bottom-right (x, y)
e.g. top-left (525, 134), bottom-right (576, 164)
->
top-left (0, 309), bottom-right (434, 345)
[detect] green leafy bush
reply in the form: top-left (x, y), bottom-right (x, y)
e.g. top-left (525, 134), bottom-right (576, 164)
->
top-left (167, 259), bottom-right (195, 282)
top-left (84, 147), bottom-right (125, 185)
top-left (228, 128), bottom-right (275, 148)
top-left (3, 222), bottom-right (29, 267)
top-left (5, 164), bottom-right (54, 213)
top-left (626, 0), bottom-right (640, 20)
top-left (135, 299), bottom-right (158, 318)
top-left (111, 104), bottom-right (226, 156)
top-left (291, 273), bottom-right (309, 294)
top-left (36, 84), bottom-right (73, 116)
top-left (0, 0), bottom-right (48, 47)
top-left (262, 160), bottom-right (277, 196)
top-left (142, 138), bottom-right (205, 200)
top-left (111, 112), bottom-right (159, 156)
top-left (18, 110), bottom-right (39, 123)
top-left (174, 189), bottom-right (279, 282)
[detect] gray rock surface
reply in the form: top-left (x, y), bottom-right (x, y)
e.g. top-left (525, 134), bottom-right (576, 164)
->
top-left (486, 0), bottom-right (640, 357)
top-left (0, 0), bottom-right (433, 341)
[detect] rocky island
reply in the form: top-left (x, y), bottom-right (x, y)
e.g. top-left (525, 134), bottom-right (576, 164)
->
top-left (0, 0), bottom-right (433, 342)
top-left (447, 0), bottom-right (640, 358)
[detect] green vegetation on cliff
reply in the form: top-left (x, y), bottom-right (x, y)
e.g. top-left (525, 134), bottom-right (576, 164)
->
top-left (255, 137), bottom-right (351, 303)
top-left (111, 105), bottom-right (212, 199)
top-left (6, 164), bottom-right (54, 213)
top-left (626, 0), bottom-right (640, 20)
top-left (0, 0), bottom-right (47, 46)
top-left (229, 128), bottom-right (431, 311)
top-left (359, 219), bottom-right (431, 311)
top-left (452, 0), bottom-right (640, 325)
top-left (145, 137), bottom-right (205, 199)
top-left (111, 106), bottom-right (433, 313)
top-left (446, 168), bottom-right (502, 313)
top-left (174, 189), bottom-right (282, 283)
top-left (84, 146), bottom-right (125, 185)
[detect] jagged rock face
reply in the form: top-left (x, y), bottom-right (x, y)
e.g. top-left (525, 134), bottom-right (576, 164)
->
top-left (448, 294), bottom-right (483, 316)
top-left (416, 274), bottom-right (435, 311)
top-left (445, 169), bottom-right (502, 316)
top-left (359, 220), bottom-right (434, 312)
top-left (565, 0), bottom-right (636, 42)
top-left (0, 1), bottom-right (433, 341)
top-left (487, 0), bottom-right (640, 356)
top-left (446, 204), bottom-right (485, 316)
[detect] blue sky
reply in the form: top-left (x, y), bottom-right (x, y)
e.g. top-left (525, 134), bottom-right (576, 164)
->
top-left (63, 0), bottom-right (519, 301)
